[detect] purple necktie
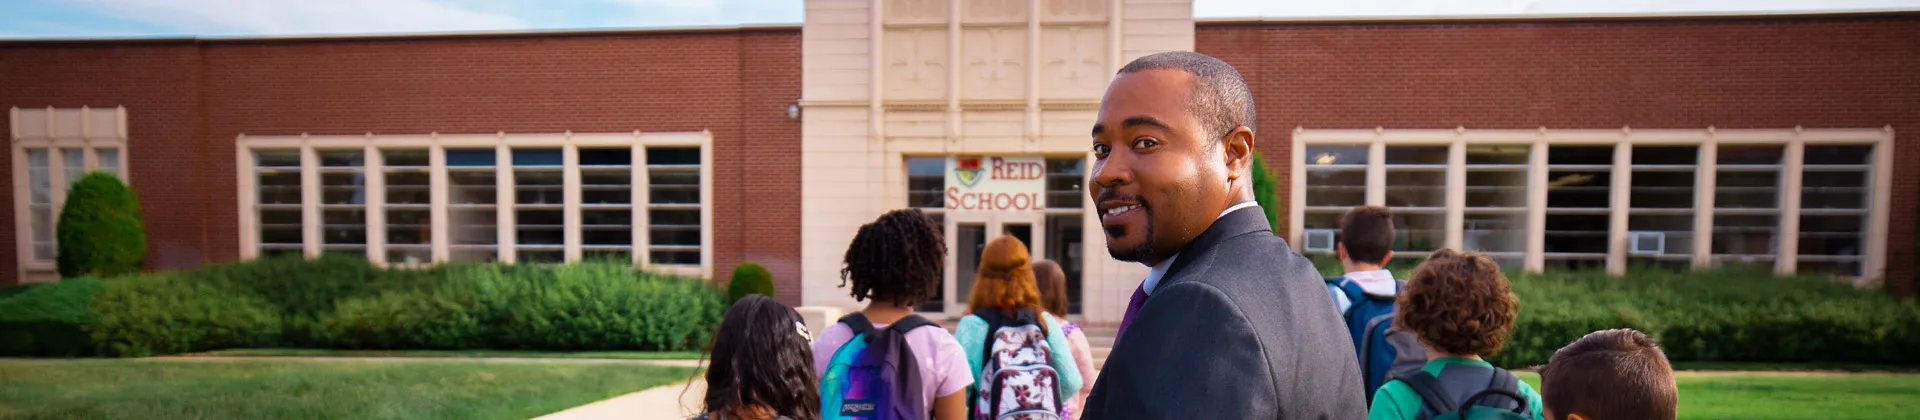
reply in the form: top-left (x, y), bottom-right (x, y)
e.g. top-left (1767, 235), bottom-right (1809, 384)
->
top-left (1115, 283), bottom-right (1148, 341)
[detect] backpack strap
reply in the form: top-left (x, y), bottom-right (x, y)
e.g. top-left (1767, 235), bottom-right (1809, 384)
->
top-left (1393, 370), bottom-right (1459, 418)
top-left (1358, 312), bottom-right (1396, 381)
top-left (887, 314), bottom-right (938, 335)
top-left (839, 312), bottom-right (875, 338)
top-left (1475, 368), bottom-right (1529, 415)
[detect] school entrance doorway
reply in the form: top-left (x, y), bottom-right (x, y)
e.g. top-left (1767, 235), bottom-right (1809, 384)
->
top-left (910, 155), bottom-right (1088, 317)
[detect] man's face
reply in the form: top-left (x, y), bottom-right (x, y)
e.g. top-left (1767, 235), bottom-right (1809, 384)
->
top-left (1088, 69), bottom-right (1231, 265)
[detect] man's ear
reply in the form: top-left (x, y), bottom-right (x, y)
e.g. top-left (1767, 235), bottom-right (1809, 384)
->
top-left (1566, 414), bottom-right (1588, 420)
top-left (1380, 250), bottom-right (1394, 266)
top-left (1335, 243), bottom-right (1348, 261)
top-left (1222, 126), bottom-right (1255, 184)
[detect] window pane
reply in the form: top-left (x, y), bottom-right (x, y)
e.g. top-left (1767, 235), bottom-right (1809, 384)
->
top-left (1385, 169), bottom-right (1445, 208)
top-left (30, 205), bottom-right (52, 260)
top-left (1712, 215), bottom-right (1776, 256)
top-left (1632, 146), bottom-right (1697, 166)
top-left (446, 149), bottom-right (496, 167)
top-left (650, 148), bottom-right (700, 166)
top-left (1804, 145), bottom-right (1871, 165)
top-left (97, 148), bottom-right (120, 176)
top-left (1385, 146), bottom-right (1446, 165)
top-left (28, 149), bottom-right (50, 205)
top-left (1304, 145), bottom-right (1367, 166)
top-left (1466, 145), bottom-right (1527, 165)
top-left (386, 151), bottom-right (432, 264)
top-left (582, 168), bottom-right (631, 205)
top-left (584, 249), bottom-right (632, 263)
top-left (1545, 214), bottom-right (1608, 254)
top-left (255, 150), bottom-right (303, 255)
top-left (649, 169), bottom-right (700, 204)
top-left (908, 157), bottom-right (946, 209)
top-left (512, 148), bottom-right (563, 166)
top-left (322, 209), bottom-right (367, 245)
top-left (1046, 158), bottom-right (1084, 209)
top-left (520, 249), bottom-right (565, 264)
top-left (319, 150), bottom-right (363, 167)
top-left (387, 210), bottom-right (431, 244)
top-left (1801, 170), bottom-right (1867, 209)
top-left (650, 250), bottom-right (701, 265)
top-left (1465, 163), bottom-right (1527, 209)
top-left (321, 173), bottom-right (366, 205)
top-left (1718, 145), bottom-right (1783, 165)
top-left (515, 170), bottom-right (564, 205)
top-left (583, 210), bottom-right (632, 246)
top-left (384, 150), bottom-right (429, 167)
top-left (61, 149), bottom-right (84, 191)
top-left (1305, 169), bottom-right (1365, 207)
top-left (385, 171), bottom-right (431, 205)
top-left (449, 172), bottom-right (497, 205)
top-left (580, 148), bottom-right (632, 166)
top-left (1392, 212), bottom-right (1444, 252)
top-left (1629, 171), bottom-right (1694, 209)
top-left (517, 210), bottom-right (564, 245)
top-left (449, 209), bottom-right (497, 245)
top-left (1799, 215), bottom-right (1863, 257)
top-left (1463, 212), bottom-right (1526, 253)
top-left (1715, 170), bottom-right (1778, 209)
top-left (255, 150), bottom-right (301, 168)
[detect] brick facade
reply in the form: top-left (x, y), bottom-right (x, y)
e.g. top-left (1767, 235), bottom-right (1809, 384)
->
top-left (0, 28), bottom-right (808, 304)
top-left (1197, 13), bottom-right (1920, 297)
top-left (4, 13), bottom-right (1916, 298)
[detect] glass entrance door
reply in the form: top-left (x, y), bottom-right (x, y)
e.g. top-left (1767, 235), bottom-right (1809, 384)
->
top-left (943, 211), bottom-right (1046, 316)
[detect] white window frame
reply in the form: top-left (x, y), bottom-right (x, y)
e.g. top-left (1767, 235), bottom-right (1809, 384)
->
top-left (1292, 127), bottom-right (1893, 283)
top-left (236, 131), bottom-right (714, 279)
top-left (10, 107), bottom-right (131, 282)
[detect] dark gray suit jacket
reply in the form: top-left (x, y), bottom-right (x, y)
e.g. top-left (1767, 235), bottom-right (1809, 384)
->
top-left (1084, 207), bottom-right (1366, 419)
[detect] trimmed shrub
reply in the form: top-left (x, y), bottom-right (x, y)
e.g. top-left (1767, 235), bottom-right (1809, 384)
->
top-left (87, 273), bottom-right (283, 357)
top-left (727, 262), bottom-right (774, 304)
top-left (1250, 152), bottom-right (1280, 230)
top-left (0, 278), bottom-right (106, 356)
top-left (56, 172), bottom-right (147, 278)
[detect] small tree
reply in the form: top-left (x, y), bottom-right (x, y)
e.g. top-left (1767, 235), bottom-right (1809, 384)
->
top-left (727, 262), bottom-right (774, 304)
top-left (1251, 152), bottom-right (1281, 231)
top-left (56, 172), bottom-right (146, 278)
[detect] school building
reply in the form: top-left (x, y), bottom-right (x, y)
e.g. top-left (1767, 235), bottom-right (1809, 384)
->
top-left (3, 1), bottom-right (1916, 323)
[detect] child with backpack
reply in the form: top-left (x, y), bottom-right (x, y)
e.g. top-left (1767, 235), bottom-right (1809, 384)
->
top-left (955, 236), bottom-right (1082, 420)
top-left (812, 209), bottom-right (973, 420)
top-left (1368, 249), bottom-right (1543, 420)
top-left (1537, 329), bottom-right (1678, 420)
top-left (1032, 259), bottom-right (1094, 419)
top-left (1326, 205), bottom-right (1427, 400)
top-left (692, 294), bottom-right (820, 420)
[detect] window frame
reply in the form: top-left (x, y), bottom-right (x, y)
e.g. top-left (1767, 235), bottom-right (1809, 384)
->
top-left (10, 107), bottom-right (131, 282)
top-left (1292, 127), bottom-right (1893, 282)
top-left (236, 131), bottom-right (713, 279)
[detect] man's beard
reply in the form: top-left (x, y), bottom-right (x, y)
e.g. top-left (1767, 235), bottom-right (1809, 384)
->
top-left (1104, 207), bottom-right (1155, 263)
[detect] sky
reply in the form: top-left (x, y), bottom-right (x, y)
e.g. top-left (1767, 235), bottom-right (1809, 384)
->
top-left (0, 0), bottom-right (1915, 39)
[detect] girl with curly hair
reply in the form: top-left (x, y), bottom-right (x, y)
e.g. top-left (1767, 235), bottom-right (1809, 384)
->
top-left (1367, 249), bottom-right (1543, 420)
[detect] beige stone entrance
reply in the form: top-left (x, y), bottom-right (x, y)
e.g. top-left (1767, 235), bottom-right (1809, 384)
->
top-left (798, 0), bottom-right (1195, 324)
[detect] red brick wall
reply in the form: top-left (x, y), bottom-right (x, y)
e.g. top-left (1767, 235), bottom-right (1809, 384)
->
top-left (0, 42), bottom-right (208, 279)
top-left (1198, 14), bottom-right (1920, 297)
top-left (0, 28), bottom-right (808, 304)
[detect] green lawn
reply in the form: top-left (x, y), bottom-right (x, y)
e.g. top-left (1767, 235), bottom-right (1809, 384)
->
top-left (195, 348), bottom-right (703, 360)
top-left (0, 359), bottom-right (697, 420)
top-left (1515, 371), bottom-right (1920, 420)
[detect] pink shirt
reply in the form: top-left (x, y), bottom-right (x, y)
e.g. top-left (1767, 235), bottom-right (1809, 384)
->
top-left (812, 321), bottom-right (975, 409)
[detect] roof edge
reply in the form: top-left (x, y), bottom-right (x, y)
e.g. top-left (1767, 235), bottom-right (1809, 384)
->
top-left (0, 23), bottom-right (802, 45)
top-left (1196, 9), bottom-right (1920, 25)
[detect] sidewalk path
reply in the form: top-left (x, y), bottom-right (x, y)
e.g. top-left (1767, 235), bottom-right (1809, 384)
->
top-left (535, 377), bottom-right (707, 420)
top-left (142, 356), bottom-right (704, 366)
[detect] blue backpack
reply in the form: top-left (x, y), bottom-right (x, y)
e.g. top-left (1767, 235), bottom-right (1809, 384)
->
top-left (821, 313), bottom-right (939, 420)
top-left (1327, 276), bottom-right (1427, 402)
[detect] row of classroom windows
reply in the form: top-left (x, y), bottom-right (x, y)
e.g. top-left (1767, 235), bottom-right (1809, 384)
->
top-left (1300, 144), bottom-right (1874, 276)
top-left (250, 146), bottom-right (703, 266)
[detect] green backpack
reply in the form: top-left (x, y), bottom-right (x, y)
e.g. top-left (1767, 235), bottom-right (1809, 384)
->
top-left (1392, 365), bottom-right (1534, 420)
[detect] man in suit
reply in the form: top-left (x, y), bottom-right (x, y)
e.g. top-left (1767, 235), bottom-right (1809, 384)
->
top-left (1082, 51), bottom-right (1366, 419)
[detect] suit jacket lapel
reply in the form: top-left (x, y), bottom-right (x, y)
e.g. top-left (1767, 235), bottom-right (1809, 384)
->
top-left (1151, 206), bottom-right (1272, 294)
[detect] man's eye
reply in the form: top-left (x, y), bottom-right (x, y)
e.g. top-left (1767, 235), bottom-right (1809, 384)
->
top-left (1132, 138), bottom-right (1160, 149)
top-left (1092, 143), bottom-right (1111, 156)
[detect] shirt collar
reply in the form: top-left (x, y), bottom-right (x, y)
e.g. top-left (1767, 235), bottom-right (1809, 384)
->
top-left (1341, 269), bottom-right (1398, 296)
top-left (1142, 201), bottom-right (1260, 294)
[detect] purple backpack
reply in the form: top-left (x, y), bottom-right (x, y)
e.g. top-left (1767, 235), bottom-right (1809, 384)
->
top-left (820, 313), bottom-right (938, 420)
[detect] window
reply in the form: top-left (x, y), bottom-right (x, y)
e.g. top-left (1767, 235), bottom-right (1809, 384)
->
top-left (1045, 158), bottom-right (1085, 209)
top-left (908, 157), bottom-right (945, 208)
top-left (13, 107), bottom-right (131, 277)
top-left (647, 147), bottom-right (702, 266)
top-left (1294, 128), bottom-right (1889, 279)
top-left (238, 132), bottom-right (710, 276)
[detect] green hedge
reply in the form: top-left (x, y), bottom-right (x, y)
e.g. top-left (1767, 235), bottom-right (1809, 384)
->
top-left (1, 256), bottom-right (724, 357)
top-left (727, 262), bottom-right (773, 304)
top-left (1309, 255), bottom-right (1920, 368)
top-left (56, 172), bottom-right (147, 278)
top-left (0, 278), bottom-right (105, 356)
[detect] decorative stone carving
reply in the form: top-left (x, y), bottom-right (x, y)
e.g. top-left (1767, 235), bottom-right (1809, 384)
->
top-left (962, 0), bottom-right (1028, 25)
top-left (883, 28), bottom-right (950, 102)
top-left (961, 27), bottom-right (1027, 100)
top-left (1039, 25), bottom-right (1107, 100)
top-left (885, 0), bottom-right (948, 25)
top-left (1044, 0), bottom-right (1107, 22)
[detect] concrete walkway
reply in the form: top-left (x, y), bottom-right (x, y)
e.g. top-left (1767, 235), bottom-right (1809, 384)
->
top-left (143, 355), bottom-right (703, 366)
top-left (535, 377), bottom-right (708, 420)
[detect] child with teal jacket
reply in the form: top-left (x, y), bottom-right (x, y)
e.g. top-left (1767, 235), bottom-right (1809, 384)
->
top-left (1368, 249), bottom-right (1544, 420)
top-left (953, 235), bottom-right (1082, 416)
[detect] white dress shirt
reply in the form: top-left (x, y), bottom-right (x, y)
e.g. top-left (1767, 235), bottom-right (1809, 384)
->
top-left (1141, 201), bottom-right (1261, 295)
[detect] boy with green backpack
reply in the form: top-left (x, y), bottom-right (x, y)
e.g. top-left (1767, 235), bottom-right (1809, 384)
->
top-left (1367, 249), bottom-right (1542, 420)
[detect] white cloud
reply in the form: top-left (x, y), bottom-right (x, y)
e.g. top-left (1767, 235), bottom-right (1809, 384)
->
top-left (68, 0), bottom-right (527, 36)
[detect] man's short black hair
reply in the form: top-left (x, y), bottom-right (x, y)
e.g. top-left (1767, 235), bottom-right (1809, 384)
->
top-left (1339, 206), bottom-right (1394, 264)
top-left (1117, 51), bottom-right (1256, 142)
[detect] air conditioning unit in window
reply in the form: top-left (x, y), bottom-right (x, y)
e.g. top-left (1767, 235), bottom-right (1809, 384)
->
top-left (1629, 231), bottom-right (1665, 255)
top-left (1304, 229), bottom-right (1337, 253)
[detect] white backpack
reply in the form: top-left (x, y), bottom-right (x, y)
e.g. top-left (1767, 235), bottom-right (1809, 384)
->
top-left (971, 309), bottom-right (1062, 420)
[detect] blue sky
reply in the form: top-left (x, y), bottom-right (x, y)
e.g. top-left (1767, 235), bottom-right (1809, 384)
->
top-left (1, 0), bottom-right (1916, 39)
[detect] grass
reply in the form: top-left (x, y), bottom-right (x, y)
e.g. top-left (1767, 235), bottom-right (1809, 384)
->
top-left (1514, 371), bottom-right (1920, 420)
top-left (194, 348), bottom-right (704, 360)
top-left (0, 359), bottom-right (698, 420)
